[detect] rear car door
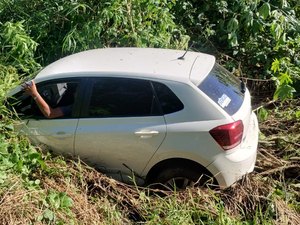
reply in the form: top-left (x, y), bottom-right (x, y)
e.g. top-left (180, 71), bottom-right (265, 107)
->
top-left (74, 77), bottom-right (167, 179)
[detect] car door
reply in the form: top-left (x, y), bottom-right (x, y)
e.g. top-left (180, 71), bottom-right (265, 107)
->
top-left (11, 78), bottom-right (83, 156)
top-left (74, 77), bottom-right (167, 178)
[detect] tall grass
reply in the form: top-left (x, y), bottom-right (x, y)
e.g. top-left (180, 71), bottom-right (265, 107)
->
top-left (0, 1), bottom-right (299, 223)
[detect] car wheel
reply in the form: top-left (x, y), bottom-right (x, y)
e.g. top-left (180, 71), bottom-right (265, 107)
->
top-left (150, 166), bottom-right (209, 191)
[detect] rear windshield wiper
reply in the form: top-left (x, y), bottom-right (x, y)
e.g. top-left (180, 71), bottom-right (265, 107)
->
top-left (240, 79), bottom-right (246, 94)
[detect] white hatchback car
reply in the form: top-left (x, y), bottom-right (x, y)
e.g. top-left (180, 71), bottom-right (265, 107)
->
top-left (9, 48), bottom-right (259, 189)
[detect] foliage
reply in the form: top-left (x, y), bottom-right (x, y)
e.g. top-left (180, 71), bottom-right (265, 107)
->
top-left (38, 191), bottom-right (74, 224)
top-left (0, 0), bottom-right (188, 65)
top-left (0, 64), bottom-right (45, 189)
top-left (0, 0), bottom-right (299, 224)
top-left (257, 107), bottom-right (269, 122)
top-left (1, 0), bottom-right (299, 99)
top-left (0, 21), bottom-right (41, 75)
top-left (172, 0), bottom-right (300, 99)
top-left (271, 57), bottom-right (300, 99)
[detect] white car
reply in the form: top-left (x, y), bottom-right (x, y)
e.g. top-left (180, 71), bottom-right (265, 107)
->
top-left (8, 48), bottom-right (259, 189)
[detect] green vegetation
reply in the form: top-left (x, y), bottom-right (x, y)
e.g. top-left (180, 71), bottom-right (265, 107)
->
top-left (0, 0), bottom-right (299, 224)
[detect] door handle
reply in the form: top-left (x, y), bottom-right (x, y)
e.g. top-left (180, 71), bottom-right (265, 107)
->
top-left (54, 131), bottom-right (72, 138)
top-left (134, 130), bottom-right (159, 138)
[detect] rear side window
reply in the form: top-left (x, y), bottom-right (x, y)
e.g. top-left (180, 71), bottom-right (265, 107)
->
top-left (152, 82), bottom-right (184, 114)
top-left (199, 64), bottom-right (244, 115)
top-left (88, 78), bottom-right (160, 117)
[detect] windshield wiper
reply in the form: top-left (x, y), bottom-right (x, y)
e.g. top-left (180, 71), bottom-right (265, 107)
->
top-left (240, 79), bottom-right (246, 94)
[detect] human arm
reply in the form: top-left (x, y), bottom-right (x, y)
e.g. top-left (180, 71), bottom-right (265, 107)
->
top-left (23, 80), bottom-right (64, 118)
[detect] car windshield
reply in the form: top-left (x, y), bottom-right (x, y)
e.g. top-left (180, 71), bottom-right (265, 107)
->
top-left (198, 63), bottom-right (244, 115)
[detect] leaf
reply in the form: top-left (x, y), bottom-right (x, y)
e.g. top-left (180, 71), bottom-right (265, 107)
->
top-left (295, 111), bottom-right (300, 119)
top-left (0, 141), bottom-right (9, 154)
top-left (0, 172), bottom-right (7, 184)
top-left (43, 209), bottom-right (55, 221)
top-left (227, 17), bottom-right (239, 32)
top-left (241, 11), bottom-right (253, 27)
top-left (278, 32), bottom-right (286, 45)
top-left (271, 59), bottom-right (280, 73)
top-left (34, 179), bottom-right (40, 185)
top-left (252, 20), bottom-right (264, 33)
top-left (47, 192), bottom-right (60, 209)
top-left (228, 32), bottom-right (238, 47)
top-left (278, 72), bottom-right (293, 85)
top-left (60, 194), bottom-right (73, 209)
top-left (259, 3), bottom-right (271, 20)
top-left (270, 22), bottom-right (283, 40)
top-left (257, 107), bottom-right (269, 122)
top-left (273, 84), bottom-right (295, 100)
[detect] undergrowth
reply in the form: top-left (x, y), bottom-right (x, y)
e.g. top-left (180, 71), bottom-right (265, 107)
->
top-left (0, 95), bottom-right (299, 224)
top-left (0, 0), bottom-right (299, 223)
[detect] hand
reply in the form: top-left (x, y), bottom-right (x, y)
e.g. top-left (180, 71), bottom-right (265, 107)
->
top-left (22, 80), bottom-right (38, 97)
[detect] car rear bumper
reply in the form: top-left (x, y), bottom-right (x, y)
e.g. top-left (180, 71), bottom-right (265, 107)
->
top-left (207, 111), bottom-right (259, 188)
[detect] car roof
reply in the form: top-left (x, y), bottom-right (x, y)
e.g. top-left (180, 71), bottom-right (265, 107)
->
top-left (36, 48), bottom-right (215, 84)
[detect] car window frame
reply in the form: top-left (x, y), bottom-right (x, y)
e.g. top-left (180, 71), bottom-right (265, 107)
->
top-left (80, 76), bottom-right (164, 118)
top-left (10, 77), bottom-right (87, 120)
top-left (151, 81), bottom-right (184, 115)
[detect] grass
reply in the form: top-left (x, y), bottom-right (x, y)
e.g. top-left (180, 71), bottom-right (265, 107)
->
top-left (0, 94), bottom-right (299, 224)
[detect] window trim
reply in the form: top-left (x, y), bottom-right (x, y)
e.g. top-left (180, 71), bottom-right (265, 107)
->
top-left (11, 77), bottom-right (86, 120)
top-left (81, 77), bottom-right (163, 118)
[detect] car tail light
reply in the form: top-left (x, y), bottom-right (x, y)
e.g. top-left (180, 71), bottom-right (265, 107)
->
top-left (209, 120), bottom-right (244, 150)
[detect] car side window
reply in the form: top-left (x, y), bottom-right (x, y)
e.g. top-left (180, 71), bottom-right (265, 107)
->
top-left (8, 91), bottom-right (35, 118)
top-left (88, 78), bottom-right (160, 117)
top-left (9, 81), bottom-right (79, 119)
top-left (152, 81), bottom-right (184, 114)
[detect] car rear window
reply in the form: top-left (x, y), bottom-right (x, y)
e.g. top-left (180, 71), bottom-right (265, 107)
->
top-left (198, 63), bottom-right (244, 115)
top-left (152, 81), bottom-right (184, 114)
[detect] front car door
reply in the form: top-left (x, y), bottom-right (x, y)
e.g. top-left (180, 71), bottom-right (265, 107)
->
top-left (11, 78), bottom-right (83, 156)
top-left (74, 77), bottom-right (167, 182)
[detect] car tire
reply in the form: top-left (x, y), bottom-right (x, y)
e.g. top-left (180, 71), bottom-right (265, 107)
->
top-left (149, 165), bottom-right (211, 191)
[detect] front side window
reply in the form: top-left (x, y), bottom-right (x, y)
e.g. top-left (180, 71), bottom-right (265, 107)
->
top-left (9, 81), bottom-right (79, 119)
top-left (88, 78), bottom-right (160, 117)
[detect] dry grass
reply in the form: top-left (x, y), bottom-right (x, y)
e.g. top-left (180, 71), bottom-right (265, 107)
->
top-left (0, 99), bottom-right (299, 224)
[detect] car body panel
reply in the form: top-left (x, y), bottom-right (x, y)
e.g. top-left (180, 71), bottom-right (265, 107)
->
top-left (142, 119), bottom-right (231, 174)
top-left (190, 55), bottom-right (215, 85)
top-left (231, 89), bottom-right (253, 146)
top-left (7, 47), bottom-right (259, 188)
top-left (36, 48), bottom-right (215, 83)
top-left (158, 80), bottom-right (228, 123)
top-left (74, 116), bottom-right (167, 178)
top-left (207, 111), bottom-right (259, 187)
top-left (17, 119), bottom-right (78, 155)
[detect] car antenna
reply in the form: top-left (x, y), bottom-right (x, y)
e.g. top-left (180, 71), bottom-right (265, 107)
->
top-left (177, 42), bottom-right (194, 60)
